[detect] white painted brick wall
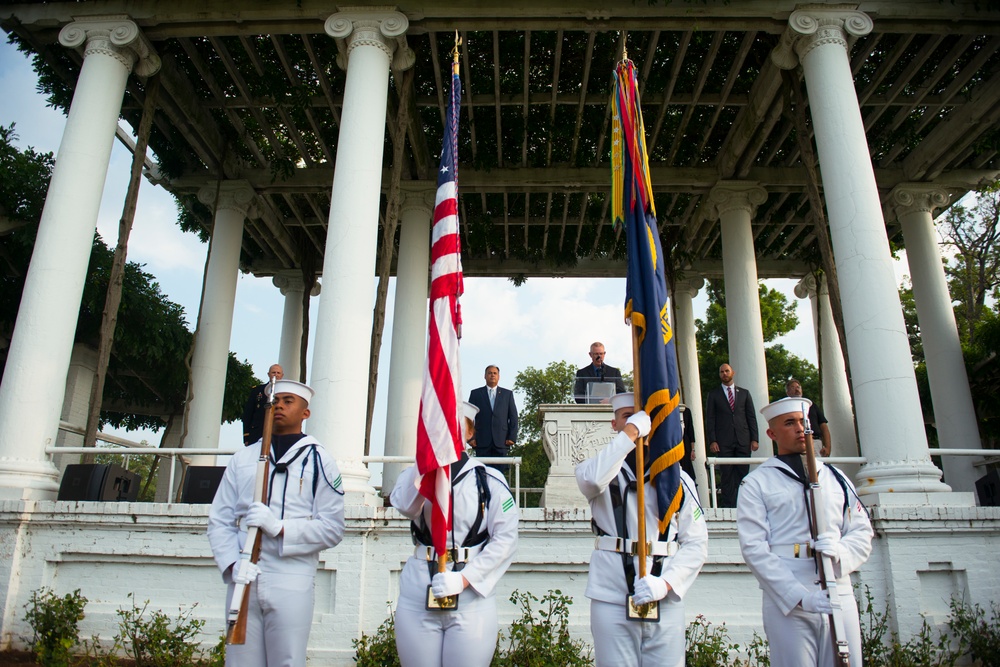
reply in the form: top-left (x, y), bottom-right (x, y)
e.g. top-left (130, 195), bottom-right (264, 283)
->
top-left (1, 499), bottom-right (998, 665)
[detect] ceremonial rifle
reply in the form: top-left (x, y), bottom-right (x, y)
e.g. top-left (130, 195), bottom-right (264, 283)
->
top-left (225, 376), bottom-right (277, 645)
top-left (803, 402), bottom-right (852, 667)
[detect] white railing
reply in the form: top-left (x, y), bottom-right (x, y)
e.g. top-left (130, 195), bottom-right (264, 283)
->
top-left (704, 449), bottom-right (997, 509)
top-left (46, 433), bottom-right (522, 504)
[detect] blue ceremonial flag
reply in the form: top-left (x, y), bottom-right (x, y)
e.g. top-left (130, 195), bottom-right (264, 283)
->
top-left (612, 59), bottom-right (685, 533)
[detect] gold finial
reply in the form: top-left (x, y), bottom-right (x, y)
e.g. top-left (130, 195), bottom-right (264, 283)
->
top-left (452, 30), bottom-right (462, 63)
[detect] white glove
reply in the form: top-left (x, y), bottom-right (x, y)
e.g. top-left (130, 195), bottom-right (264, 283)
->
top-left (245, 502), bottom-right (283, 538)
top-left (813, 530), bottom-right (842, 560)
top-left (626, 411), bottom-right (651, 438)
top-left (801, 589), bottom-right (832, 614)
top-left (430, 571), bottom-right (466, 598)
top-left (232, 559), bottom-right (260, 586)
top-left (631, 575), bottom-right (669, 606)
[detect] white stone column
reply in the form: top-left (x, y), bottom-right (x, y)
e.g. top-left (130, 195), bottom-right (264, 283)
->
top-left (381, 187), bottom-right (433, 497)
top-left (184, 181), bottom-right (254, 464)
top-left (773, 9), bottom-right (950, 495)
top-left (311, 10), bottom-right (415, 503)
top-left (272, 272), bottom-right (321, 382)
top-left (0, 17), bottom-right (158, 500)
top-left (673, 277), bottom-right (710, 505)
top-left (795, 274), bottom-right (860, 478)
top-left (891, 185), bottom-right (982, 493)
top-left (709, 181), bottom-right (770, 457)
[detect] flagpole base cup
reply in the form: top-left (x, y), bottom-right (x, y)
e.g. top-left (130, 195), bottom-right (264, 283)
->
top-left (626, 596), bottom-right (660, 622)
top-left (426, 586), bottom-right (459, 611)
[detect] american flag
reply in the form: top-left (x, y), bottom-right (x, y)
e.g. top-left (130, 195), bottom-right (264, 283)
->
top-left (414, 53), bottom-right (464, 557)
top-left (613, 59), bottom-right (685, 534)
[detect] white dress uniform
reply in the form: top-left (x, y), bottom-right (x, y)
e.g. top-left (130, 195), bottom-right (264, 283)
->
top-left (737, 457), bottom-right (873, 667)
top-left (575, 429), bottom-right (709, 667)
top-left (208, 435), bottom-right (345, 667)
top-left (390, 455), bottom-right (519, 667)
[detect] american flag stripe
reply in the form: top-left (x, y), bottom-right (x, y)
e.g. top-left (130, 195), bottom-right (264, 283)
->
top-left (415, 55), bottom-right (464, 557)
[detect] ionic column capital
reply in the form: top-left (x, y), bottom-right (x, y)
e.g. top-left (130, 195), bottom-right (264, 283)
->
top-left (707, 181), bottom-right (767, 219)
top-left (887, 184), bottom-right (950, 220)
top-left (772, 7), bottom-right (873, 70)
top-left (59, 16), bottom-right (160, 76)
top-left (794, 273), bottom-right (819, 299)
top-left (325, 9), bottom-right (415, 72)
top-left (399, 183), bottom-right (436, 216)
top-left (198, 181), bottom-right (257, 218)
top-left (273, 271), bottom-right (322, 297)
top-left (673, 276), bottom-right (705, 299)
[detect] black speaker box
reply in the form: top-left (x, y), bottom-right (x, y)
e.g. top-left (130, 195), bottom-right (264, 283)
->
top-left (58, 463), bottom-right (141, 501)
top-left (976, 468), bottom-right (1000, 507)
top-left (180, 466), bottom-right (226, 503)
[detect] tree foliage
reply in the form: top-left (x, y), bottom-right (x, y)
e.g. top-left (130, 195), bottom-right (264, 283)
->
top-left (510, 361), bottom-right (576, 496)
top-left (940, 184), bottom-right (1000, 347)
top-left (0, 124), bottom-right (258, 433)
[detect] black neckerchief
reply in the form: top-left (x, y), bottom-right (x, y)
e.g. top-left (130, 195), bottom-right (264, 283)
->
top-left (776, 453), bottom-right (807, 484)
top-left (270, 432), bottom-right (306, 462)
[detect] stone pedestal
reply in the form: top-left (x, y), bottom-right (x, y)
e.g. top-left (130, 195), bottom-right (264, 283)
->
top-left (539, 404), bottom-right (614, 508)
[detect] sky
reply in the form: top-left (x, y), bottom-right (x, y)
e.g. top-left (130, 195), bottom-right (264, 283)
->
top-left (0, 38), bottom-right (830, 473)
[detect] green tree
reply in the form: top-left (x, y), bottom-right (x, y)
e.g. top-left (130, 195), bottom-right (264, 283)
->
top-left (940, 184), bottom-right (1000, 347)
top-left (0, 124), bottom-right (257, 434)
top-left (511, 361), bottom-right (576, 498)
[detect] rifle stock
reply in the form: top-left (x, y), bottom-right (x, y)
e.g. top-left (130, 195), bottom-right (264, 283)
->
top-left (225, 378), bottom-right (277, 646)
top-left (802, 404), bottom-right (852, 667)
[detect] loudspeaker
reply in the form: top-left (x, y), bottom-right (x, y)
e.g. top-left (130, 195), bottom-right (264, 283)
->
top-left (181, 466), bottom-right (226, 504)
top-left (58, 464), bottom-right (108, 501)
top-left (58, 463), bottom-right (141, 502)
top-left (976, 468), bottom-right (1000, 507)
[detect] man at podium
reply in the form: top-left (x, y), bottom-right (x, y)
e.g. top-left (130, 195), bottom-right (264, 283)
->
top-left (574, 342), bottom-right (627, 404)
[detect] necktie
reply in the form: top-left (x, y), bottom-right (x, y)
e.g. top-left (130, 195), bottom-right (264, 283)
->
top-left (727, 386), bottom-right (735, 412)
top-left (489, 388), bottom-right (496, 409)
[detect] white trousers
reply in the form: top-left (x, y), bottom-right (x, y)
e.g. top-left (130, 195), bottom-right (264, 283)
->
top-left (223, 572), bottom-right (315, 667)
top-left (762, 588), bottom-right (862, 667)
top-left (394, 593), bottom-right (498, 667)
top-left (590, 598), bottom-right (685, 667)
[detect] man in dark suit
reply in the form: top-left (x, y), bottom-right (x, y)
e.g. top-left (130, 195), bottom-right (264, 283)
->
top-left (574, 342), bottom-right (627, 403)
top-left (468, 365), bottom-right (519, 473)
top-left (705, 362), bottom-right (758, 507)
top-left (241, 363), bottom-right (283, 446)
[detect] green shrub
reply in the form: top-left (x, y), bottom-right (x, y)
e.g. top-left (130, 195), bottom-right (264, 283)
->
top-left (114, 594), bottom-right (207, 667)
top-left (858, 585), bottom-right (958, 667)
top-left (353, 611), bottom-right (401, 667)
top-left (22, 587), bottom-right (88, 667)
top-left (492, 590), bottom-right (592, 666)
top-left (946, 597), bottom-right (1000, 666)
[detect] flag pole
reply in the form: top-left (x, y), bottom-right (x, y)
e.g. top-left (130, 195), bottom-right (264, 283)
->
top-left (631, 322), bottom-right (648, 578)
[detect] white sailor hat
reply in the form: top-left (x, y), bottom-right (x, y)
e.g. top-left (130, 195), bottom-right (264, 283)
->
top-left (610, 392), bottom-right (636, 413)
top-left (760, 396), bottom-right (812, 422)
top-left (463, 401), bottom-right (480, 421)
top-left (273, 379), bottom-right (315, 405)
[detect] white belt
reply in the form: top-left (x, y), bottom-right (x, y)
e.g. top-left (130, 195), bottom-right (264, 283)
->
top-left (594, 536), bottom-right (677, 557)
top-left (414, 544), bottom-right (484, 563)
top-left (770, 543), bottom-right (815, 559)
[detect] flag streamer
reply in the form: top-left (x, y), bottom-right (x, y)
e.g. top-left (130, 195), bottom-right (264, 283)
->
top-left (415, 52), bottom-right (464, 556)
top-left (613, 59), bottom-right (685, 534)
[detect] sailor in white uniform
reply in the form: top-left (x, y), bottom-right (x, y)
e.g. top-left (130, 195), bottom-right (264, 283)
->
top-left (208, 380), bottom-right (345, 667)
top-left (390, 401), bottom-right (519, 667)
top-left (575, 392), bottom-right (708, 667)
top-left (737, 396), bottom-right (873, 667)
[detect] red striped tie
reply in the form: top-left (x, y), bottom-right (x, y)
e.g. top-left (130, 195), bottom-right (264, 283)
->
top-left (727, 386), bottom-right (735, 412)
